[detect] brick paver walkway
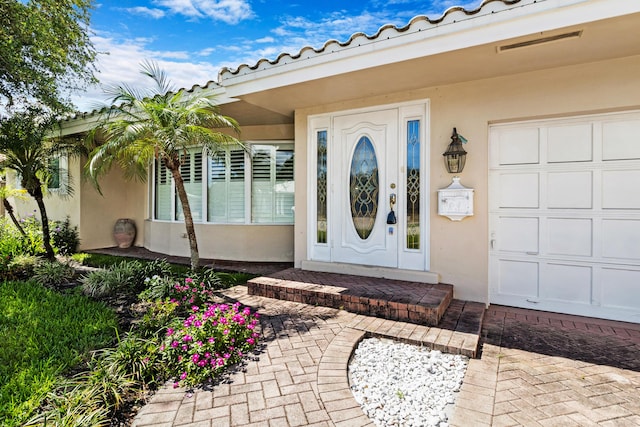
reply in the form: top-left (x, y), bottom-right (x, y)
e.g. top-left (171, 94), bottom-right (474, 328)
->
top-left (133, 288), bottom-right (640, 426)
top-left (450, 306), bottom-right (640, 427)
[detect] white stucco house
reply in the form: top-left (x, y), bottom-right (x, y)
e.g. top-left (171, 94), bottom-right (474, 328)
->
top-left (11, 0), bottom-right (640, 323)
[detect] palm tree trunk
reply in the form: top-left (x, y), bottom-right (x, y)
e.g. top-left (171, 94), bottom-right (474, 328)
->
top-left (170, 167), bottom-right (200, 271)
top-left (3, 199), bottom-right (26, 236)
top-left (31, 187), bottom-right (55, 261)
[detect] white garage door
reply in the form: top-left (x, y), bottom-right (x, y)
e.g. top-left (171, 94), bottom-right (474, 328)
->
top-left (489, 111), bottom-right (640, 323)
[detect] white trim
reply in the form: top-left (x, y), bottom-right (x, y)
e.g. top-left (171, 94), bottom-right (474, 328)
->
top-left (222, 0), bottom-right (640, 94)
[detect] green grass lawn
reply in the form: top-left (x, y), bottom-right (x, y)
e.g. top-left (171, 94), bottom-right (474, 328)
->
top-left (0, 281), bottom-right (119, 426)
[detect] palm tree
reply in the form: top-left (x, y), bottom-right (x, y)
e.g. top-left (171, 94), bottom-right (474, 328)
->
top-left (87, 61), bottom-right (241, 271)
top-left (0, 107), bottom-right (84, 260)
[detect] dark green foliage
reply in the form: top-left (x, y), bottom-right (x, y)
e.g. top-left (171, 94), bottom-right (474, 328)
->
top-left (51, 217), bottom-right (80, 255)
top-left (0, 0), bottom-right (97, 111)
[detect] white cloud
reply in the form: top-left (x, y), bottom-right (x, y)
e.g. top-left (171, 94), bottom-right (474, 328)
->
top-left (71, 34), bottom-right (220, 112)
top-left (198, 47), bottom-right (216, 56)
top-left (125, 6), bottom-right (166, 19)
top-left (154, 0), bottom-right (254, 24)
top-left (255, 36), bottom-right (274, 43)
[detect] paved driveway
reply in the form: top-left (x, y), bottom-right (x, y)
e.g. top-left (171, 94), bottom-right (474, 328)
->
top-left (133, 288), bottom-right (640, 426)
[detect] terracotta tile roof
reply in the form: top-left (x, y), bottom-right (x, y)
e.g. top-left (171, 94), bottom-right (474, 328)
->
top-left (218, 0), bottom-right (522, 79)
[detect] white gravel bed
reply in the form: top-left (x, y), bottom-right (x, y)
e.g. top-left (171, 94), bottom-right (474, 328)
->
top-left (349, 337), bottom-right (468, 427)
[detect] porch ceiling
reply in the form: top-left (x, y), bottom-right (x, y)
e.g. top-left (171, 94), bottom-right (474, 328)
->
top-left (223, 12), bottom-right (640, 124)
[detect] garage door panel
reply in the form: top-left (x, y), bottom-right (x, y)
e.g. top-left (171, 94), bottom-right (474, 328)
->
top-left (499, 173), bottom-right (539, 208)
top-left (547, 218), bottom-right (592, 257)
top-left (498, 128), bottom-right (539, 165)
top-left (491, 112), bottom-right (640, 323)
top-left (499, 260), bottom-right (538, 297)
top-left (602, 170), bottom-right (640, 209)
top-left (600, 268), bottom-right (640, 311)
top-left (602, 119), bottom-right (640, 160)
top-left (547, 124), bottom-right (592, 163)
top-left (541, 263), bottom-right (592, 304)
top-left (499, 217), bottom-right (538, 253)
top-left (602, 219), bottom-right (640, 260)
top-left (547, 171), bottom-right (592, 209)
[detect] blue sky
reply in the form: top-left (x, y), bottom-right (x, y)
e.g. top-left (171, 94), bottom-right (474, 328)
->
top-left (76, 0), bottom-right (482, 111)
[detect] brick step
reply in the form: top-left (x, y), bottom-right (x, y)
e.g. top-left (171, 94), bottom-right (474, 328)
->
top-left (247, 268), bottom-right (453, 326)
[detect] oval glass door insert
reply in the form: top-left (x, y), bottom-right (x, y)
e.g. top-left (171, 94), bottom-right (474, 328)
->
top-left (350, 136), bottom-right (379, 239)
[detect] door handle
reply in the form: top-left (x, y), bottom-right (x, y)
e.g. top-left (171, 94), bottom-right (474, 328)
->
top-left (387, 193), bottom-right (397, 224)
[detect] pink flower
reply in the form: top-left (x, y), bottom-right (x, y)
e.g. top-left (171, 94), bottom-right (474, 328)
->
top-left (166, 328), bottom-right (174, 336)
top-left (185, 278), bottom-right (193, 283)
top-left (247, 338), bottom-right (255, 345)
top-left (180, 372), bottom-right (187, 380)
top-left (171, 341), bottom-right (179, 348)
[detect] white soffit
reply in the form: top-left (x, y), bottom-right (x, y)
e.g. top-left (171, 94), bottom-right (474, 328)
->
top-left (220, 0), bottom-right (640, 95)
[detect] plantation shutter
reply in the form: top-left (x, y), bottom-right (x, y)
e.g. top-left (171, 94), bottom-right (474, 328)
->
top-left (251, 144), bottom-right (294, 223)
top-left (155, 159), bottom-right (172, 220)
top-left (176, 151), bottom-right (203, 222)
top-left (207, 149), bottom-right (245, 223)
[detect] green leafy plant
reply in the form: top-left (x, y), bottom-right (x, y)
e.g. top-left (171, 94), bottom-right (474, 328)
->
top-left (6, 254), bottom-right (39, 280)
top-left (51, 217), bottom-right (80, 255)
top-left (80, 260), bottom-right (143, 298)
top-left (32, 260), bottom-right (76, 289)
top-left (161, 301), bottom-right (260, 388)
top-left (80, 268), bottom-right (124, 298)
top-left (138, 274), bottom-right (177, 302)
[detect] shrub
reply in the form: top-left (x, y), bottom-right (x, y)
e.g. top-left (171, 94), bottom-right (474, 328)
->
top-left (51, 217), bottom-right (80, 255)
top-left (161, 301), bottom-right (260, 388)
top-left (80, 269), bottom-right (123, 298)
top-left (136, 299), bottom-right (180, 338)
top-left (32, 260), bottom-right (75, 289)
top-left (6, 254), bottom-right (39, 280)
top-left (80, 260), bottom-right (143, 298)
top-left (189, 267), bottom-right (223, 289)
top-left (138, 274), bottom-right (176, 302)
top-left (168, 277), bottom-right (218, 309)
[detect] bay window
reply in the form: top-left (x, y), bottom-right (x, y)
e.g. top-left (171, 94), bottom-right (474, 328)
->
top-left (153, 141), bottom-right (294, 224)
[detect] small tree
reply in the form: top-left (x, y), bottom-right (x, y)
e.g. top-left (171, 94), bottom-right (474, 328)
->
top-left (87, 61), bottom-right (242, 270)
top-left (0, 108), bottom-right (85, 260)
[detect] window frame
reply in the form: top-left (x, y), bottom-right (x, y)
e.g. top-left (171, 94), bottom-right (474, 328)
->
top-left (151, 141), bottom-right (294, 225)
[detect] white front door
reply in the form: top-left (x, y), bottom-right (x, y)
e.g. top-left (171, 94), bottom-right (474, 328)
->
top-left (331, 110), bottom-right (399, 267)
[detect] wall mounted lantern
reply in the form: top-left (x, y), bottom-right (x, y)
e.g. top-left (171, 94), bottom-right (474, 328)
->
top-left (443, 127), bottom-right (467, 174)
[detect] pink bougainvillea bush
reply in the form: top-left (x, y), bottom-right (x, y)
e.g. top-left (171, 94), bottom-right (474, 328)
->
top-left (161, 300), bottom-right (260, 388)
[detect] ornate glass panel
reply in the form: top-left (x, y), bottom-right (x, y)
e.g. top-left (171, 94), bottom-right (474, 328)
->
top-left (350, 136), bottom-right (379, 239)
top-left (317, 130), bottom-right (328, 243)
top-left (406, 120), bottom-right (420, 249)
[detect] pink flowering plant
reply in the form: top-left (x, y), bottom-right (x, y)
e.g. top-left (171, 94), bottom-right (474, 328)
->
top-left (161, 301), bottom-right (260, 388)
top-left (168, 277), bottom-right (217, 309)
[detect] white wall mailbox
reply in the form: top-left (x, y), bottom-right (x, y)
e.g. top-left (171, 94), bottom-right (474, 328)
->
top-left (438, 177), bottom-right (474, 221)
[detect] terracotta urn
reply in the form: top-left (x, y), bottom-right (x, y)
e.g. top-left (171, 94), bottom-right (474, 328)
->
top-left (113, 218), bottom-right (136, 248)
